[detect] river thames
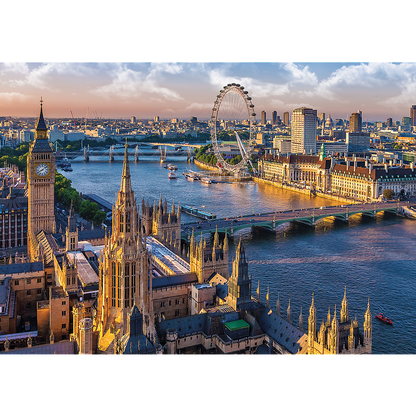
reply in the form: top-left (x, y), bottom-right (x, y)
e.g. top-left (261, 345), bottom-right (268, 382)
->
top-left (63, 155), bottom-right (416, 354)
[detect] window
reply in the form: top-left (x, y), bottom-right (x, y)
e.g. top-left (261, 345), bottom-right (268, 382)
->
top-left (168, 300), bottom-right (171, 306)
top-left (62, 311), bottom-right (66, 316)
top-left (27, 290), bottom-right (31, 296)
top-left (62, 323), bottom-right (66, 329)
top-left (15, 280), bottom-right (19, 286)
top-left (37, 277), bottom-right (41, 283)
top-left (67, 278), bottom-right (70, 286)
top-left (175, 299), bottom-right (180, 305)
top-left (27, 278), bottom-right (31, 284)
top-left (160, 301), bottom-right (165, 308)
top-left (37, 288), bottom-right (42, 295)
top-left (26, 301), bottom-right (31, 309)
top-left (62, 301), bottom-right (66, 305)
top-left (175, 310), bottom-right (180, 317)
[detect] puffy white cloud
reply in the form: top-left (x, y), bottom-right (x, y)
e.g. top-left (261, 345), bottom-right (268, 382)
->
top-left (315, 62), bottom-right (416, 104)
top-left (92, 63), bottom-right (183, 101)
top-left (7, 63), bottom-right (96, 90)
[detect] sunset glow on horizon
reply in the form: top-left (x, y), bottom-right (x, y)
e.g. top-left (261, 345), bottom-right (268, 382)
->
top-left (1, 62), bottom-right (416, 122)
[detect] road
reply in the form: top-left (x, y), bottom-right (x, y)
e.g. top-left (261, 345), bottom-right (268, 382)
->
top-left (181, 201), bottom-right (410, 235)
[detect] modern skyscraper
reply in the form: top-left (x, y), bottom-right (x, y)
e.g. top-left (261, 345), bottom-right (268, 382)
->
top-left (272, 111), bottom-right (277, 125)
top-left (283, 111), bottom-right (289, 126)
top-left (386, 118), bottom-right (392, 128)
top-left (349, 112), bottom-right (362, 133)
top-left (261, 111), bottom-right (266, 125)
top-left (411, 105), bottom-right (416, 126)
top-left (291, 107), bottom-right (317, 155)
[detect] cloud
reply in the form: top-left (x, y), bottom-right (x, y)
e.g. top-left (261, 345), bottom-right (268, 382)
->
top-left (92, 63), bottom-right (183, 101)
top-left (0, 92), bottom-right (28, 102)
top-left (282, 62), bottom-right (318, 86)
top-left (315, 62), bottom-right (416, 103)
top-left (207, 68), bottom-right (289, 98)
top-left (206, 63), bottom-right (321, 105)
top-left (7, 63), bottom-right (96, 90)
top-left (184, 102), bottom-right (212, 112)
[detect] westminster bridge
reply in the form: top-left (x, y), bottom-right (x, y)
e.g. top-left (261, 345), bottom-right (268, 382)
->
top-left (181, 201), bottom-right (413, 240)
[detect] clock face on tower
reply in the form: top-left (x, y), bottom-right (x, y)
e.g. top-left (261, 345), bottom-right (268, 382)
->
top-left (35, 163), bottom-right (49, 177)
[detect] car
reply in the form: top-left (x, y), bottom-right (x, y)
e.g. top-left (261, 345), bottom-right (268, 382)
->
top-left (232, 219), bottom-right (238, 223)
top-left (320, 206), bottom-right (326, 210)
top-left (196, 225), bottom-right (202, 229)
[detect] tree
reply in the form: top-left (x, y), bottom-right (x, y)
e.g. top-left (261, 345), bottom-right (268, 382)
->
top-left (383, 189), bottom-right (395, 200)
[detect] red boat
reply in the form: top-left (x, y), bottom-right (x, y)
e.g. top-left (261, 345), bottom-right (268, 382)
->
top-left (376, 313), bottom-right (393, 325)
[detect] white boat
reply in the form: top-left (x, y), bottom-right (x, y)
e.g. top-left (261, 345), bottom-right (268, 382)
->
top-left (168, 172), bottom-right (177, 179)
top-left (167, 164), bottom-right (178, 170)
top-left (201, 177), bottom-right (212, 184)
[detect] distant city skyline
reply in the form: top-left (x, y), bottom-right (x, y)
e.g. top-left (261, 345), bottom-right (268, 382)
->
top-left (1, 62), bottom-right (415, 122)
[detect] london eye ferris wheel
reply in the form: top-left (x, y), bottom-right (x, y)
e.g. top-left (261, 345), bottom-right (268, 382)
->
top-left (209, 83), bottom-right (257, 175)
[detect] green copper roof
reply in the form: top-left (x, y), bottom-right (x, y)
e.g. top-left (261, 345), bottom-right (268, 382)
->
top-left (224, 319), bottom-right (250, 331)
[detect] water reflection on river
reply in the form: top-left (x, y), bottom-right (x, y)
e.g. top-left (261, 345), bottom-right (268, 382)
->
top-left (64, 158), bottom-right (416, 354)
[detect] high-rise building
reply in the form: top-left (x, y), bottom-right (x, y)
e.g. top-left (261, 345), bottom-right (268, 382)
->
top-left (154, 116), bottom-right (160, 123)
top-left (318, 113), bottom-right (326, 126)
top-left (283, 111), bottom-right (289, 126)
top-left (261, 111), bottom-right (266, 125)
top-left (272, 111), bottom-right (277, 125)
top-left (386, 118), bottom-right (392, 128)
top-left (402, 116), bottom-right (412, 126)
top-left (349, 112), bottom-right (362, 133)
top-left (411, 105), bottom-right (416, 126)
top-left (291, 107), bottom-right (317, 155)
top-left (27, 99), bottom-right (56, 261)
top-left (131, 116), bottom-right (136, 124)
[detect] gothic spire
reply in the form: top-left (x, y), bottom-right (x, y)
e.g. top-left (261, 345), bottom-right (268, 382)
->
top-left (256, 280), bottom-right (260, 302)
top-left (35, 97), bottom-right (47, 131)
top-left (266, 286), bottom-right (270, 309)
top-left (213, 225), bottom-right (219, 248)
top-left (364, 297), bottom-right (372, 337)
top-left (32, 97), bottom-right (52, 151)
top-left (299, 307), bottom-right (303, 332)
top-left (287, 299), bottom-right (292, 324)
top-left (276, 292), bottom-right (280, 316)
top-left (120, 139), bottom-right (132, 194)
top-left (341, 286), bottom-right (349, 323)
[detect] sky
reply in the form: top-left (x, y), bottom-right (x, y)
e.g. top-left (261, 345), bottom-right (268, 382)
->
top-left (1, 62), bottom-right (416, 122)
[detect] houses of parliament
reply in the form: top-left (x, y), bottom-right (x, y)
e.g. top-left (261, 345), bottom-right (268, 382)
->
top-left (0, 102), bottom-right (372, 355)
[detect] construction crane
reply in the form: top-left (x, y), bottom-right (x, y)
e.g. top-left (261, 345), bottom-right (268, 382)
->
top-left (70, 110), bottom-right (76, 130)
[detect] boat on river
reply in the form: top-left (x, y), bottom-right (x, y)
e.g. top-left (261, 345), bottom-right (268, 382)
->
top-left (167, 164), bottom-right (178, 170)
top-left (376, 313), bottom-right (393, 325)
top-left (201, 177), bottom-right (212, 184)
top-left (168, 172), bottom-right (177, 179)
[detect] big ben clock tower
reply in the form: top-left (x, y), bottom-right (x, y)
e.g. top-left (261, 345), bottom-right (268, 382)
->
top-left (27, 99), bottom-right (56, 261)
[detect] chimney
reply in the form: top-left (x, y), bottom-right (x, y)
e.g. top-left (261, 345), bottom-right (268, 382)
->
top-left (384, 163), bottom-right (388, 172)
top-left (389, 160), bottom-right (393, 166)
top-left (354, 159), bottom-right (357, 171)
top-left (369, 163), bottom-right (372, 174)
top-left (347, 160), bottom-right (351, 169)
top-left (411, 162), bottom-right (414, 172)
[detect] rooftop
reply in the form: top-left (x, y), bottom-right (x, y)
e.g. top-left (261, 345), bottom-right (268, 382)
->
top-left (0, 261), bottom-right (44, 276)
top-left (224, 319), bottom-right (250, 331)
top-left (67, 251), bottom-right (99, 286)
